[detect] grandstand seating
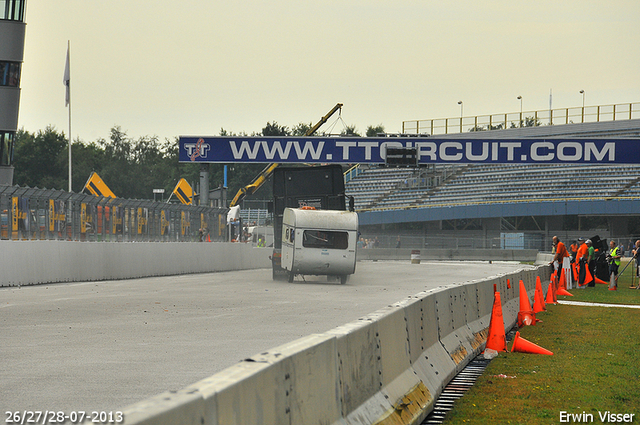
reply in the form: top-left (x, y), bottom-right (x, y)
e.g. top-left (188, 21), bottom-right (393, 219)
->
top-left (346, 164), bottom-right (640, 211)
top-left (344, 167), bottom-right (416, 210)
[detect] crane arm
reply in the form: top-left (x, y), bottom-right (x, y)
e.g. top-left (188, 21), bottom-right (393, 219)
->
top-left (228, 103), bottom-right (343, 207)
top-left (228, 163), bottom-right (279, 208)
top-left (306, 103), bottom-right (343, 136)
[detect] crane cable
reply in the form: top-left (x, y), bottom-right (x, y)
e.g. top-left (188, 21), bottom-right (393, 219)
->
top-left (324, 108), bottom-right (351, 135)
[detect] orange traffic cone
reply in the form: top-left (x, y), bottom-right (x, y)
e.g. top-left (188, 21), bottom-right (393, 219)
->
top-left (576, 262), bottom-right (588, 287)
top-left (557, 287), bottom-right (574, 297)
top-left (510, 331), bottom-right (553, 355)
top-left (507, 278), bottom-right (511, 289)
top-left (517, 280), bottom-right (536, 327)
top-left (595, 276), bottom-right (608, 285)
top-left (546, 282), bottom-right (557, 305)
top-left (585, 265), bottom-right (594, 286)
top-left (558, 268), bottom-right (567, 290)
top-left (533, 276), bottom-right (546, 313)
top-left (485, 291), bottom-right (507, 354)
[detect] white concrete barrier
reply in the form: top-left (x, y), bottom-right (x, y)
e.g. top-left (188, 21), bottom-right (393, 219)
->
top-left (119, 264), bottom-right (552, 425)
top-left (0, 240), bottom-right (272, 287)
top-left (403, 292), bottom-right (455, 409)
top-left (0, 239), bottom-right (537, 287)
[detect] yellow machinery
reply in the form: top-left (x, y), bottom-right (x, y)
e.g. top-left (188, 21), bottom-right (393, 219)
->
top-left (228, 103), bottom-right (343, 207)
top-left (82, 172), bottom-right (116, 198)
top-left (170, 178), bottom-right (194, 205)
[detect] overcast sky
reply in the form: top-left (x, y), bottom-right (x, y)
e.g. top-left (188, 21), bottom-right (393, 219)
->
top-left (19, 0), bottom-right (640, 143)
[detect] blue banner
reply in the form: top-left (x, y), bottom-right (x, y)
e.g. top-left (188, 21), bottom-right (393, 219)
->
top-left (178, 136), bottom-right (640, 164)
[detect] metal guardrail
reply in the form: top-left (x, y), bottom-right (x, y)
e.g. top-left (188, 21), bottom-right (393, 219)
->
top-left (344, 164), bottom-right (363, 183)
top-left (0, 185), bottom-right (228, 242)
top-left (402, 102), bottom-right (640, 135)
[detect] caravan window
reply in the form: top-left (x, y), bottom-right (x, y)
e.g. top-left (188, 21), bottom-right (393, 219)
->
top-left (284, 227), bottom-right (295, 243)
top-left (302, 230), bottom-right (348, 250)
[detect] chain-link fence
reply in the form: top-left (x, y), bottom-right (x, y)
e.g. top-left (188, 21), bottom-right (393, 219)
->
top-left (355, 233), bottom-right (547, 251)
top-left (0, 185), bottom-right (228, 242)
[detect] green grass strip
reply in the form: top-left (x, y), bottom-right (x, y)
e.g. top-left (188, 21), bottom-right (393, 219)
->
top-left (443, 283), bottom-right (640, 425)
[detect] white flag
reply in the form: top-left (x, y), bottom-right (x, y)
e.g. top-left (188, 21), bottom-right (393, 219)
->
top-left (63, 44), bottom-right (70, 106)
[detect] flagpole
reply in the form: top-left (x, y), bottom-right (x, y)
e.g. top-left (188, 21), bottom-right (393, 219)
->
top-left (67, 40), bottom-right (72, 192)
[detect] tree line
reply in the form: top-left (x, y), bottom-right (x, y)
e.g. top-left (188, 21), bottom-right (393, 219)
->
top-left (12, 123), bottom-right (385, 202)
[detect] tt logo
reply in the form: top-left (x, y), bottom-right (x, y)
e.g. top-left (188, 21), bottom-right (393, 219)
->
top-left (184, 138), bottom-right (211, 161)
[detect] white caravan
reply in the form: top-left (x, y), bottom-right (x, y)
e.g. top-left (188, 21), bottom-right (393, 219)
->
top-left (281, 207), bottom-right (358, 284)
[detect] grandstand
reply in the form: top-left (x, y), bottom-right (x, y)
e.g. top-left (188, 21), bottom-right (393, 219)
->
top-left (347, 117), bottom-right (640, 248)
top-left (349, 163), bottom-right (640, 211)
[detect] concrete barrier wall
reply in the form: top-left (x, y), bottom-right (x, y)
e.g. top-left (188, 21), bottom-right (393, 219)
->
top-left (121, 264), bottom-right (552, 425)
top-left (358, 248), bottom-right (538, 262)
top-left (0, 240), bottom-right (272, 287)
top-left (1, 240), bottom-right (536, 287)
top-left (536, 252), bottom-right (553, 265)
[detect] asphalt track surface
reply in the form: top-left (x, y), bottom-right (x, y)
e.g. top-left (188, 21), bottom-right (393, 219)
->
top-left (1, 260), bottom-right (532, 414)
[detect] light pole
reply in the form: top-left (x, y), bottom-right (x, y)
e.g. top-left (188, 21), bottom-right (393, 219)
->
top-left (458, 101), bottom-right (463, 132)
top-left (579, 90), bottom-right (585, 122)
top-left (517, 96), bottom-right (523, 127)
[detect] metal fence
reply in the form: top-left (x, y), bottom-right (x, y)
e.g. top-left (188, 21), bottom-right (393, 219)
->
top-left (356, 233), bottom-right (547, 251)
top-left (402, 102), bottom-right (640, 135)
top-left (0, 185), bottom-right (228, 242)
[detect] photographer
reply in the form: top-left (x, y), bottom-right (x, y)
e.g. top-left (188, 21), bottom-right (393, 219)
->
top-left (607, 240), bottom-right (621, 291)
top-left (632, 240), bottom-right (640, 280)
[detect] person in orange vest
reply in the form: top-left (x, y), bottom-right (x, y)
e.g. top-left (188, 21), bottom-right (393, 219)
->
top-left (569, 240), bottom-right (579, 263)
top-left (550, 236), bottom-right (569, 277)
top-left (576, 238), bottom-right (589, 288)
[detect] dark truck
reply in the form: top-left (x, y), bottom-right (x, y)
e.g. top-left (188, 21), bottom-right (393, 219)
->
top-left (269, 164), bottom-right (353, 280)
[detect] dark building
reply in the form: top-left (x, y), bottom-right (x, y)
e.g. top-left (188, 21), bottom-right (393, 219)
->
top-left (0, 0), bottom-right (26, 185)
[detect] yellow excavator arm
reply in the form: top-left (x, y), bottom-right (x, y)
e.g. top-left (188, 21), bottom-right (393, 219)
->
top-left (228, 163), bottom-right (280, 208)
top-left (228, 103), bottom-right (343, 207)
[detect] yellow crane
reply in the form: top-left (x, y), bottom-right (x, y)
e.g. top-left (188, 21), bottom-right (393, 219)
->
top-left (228, 103), bottom-right (343, 207)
